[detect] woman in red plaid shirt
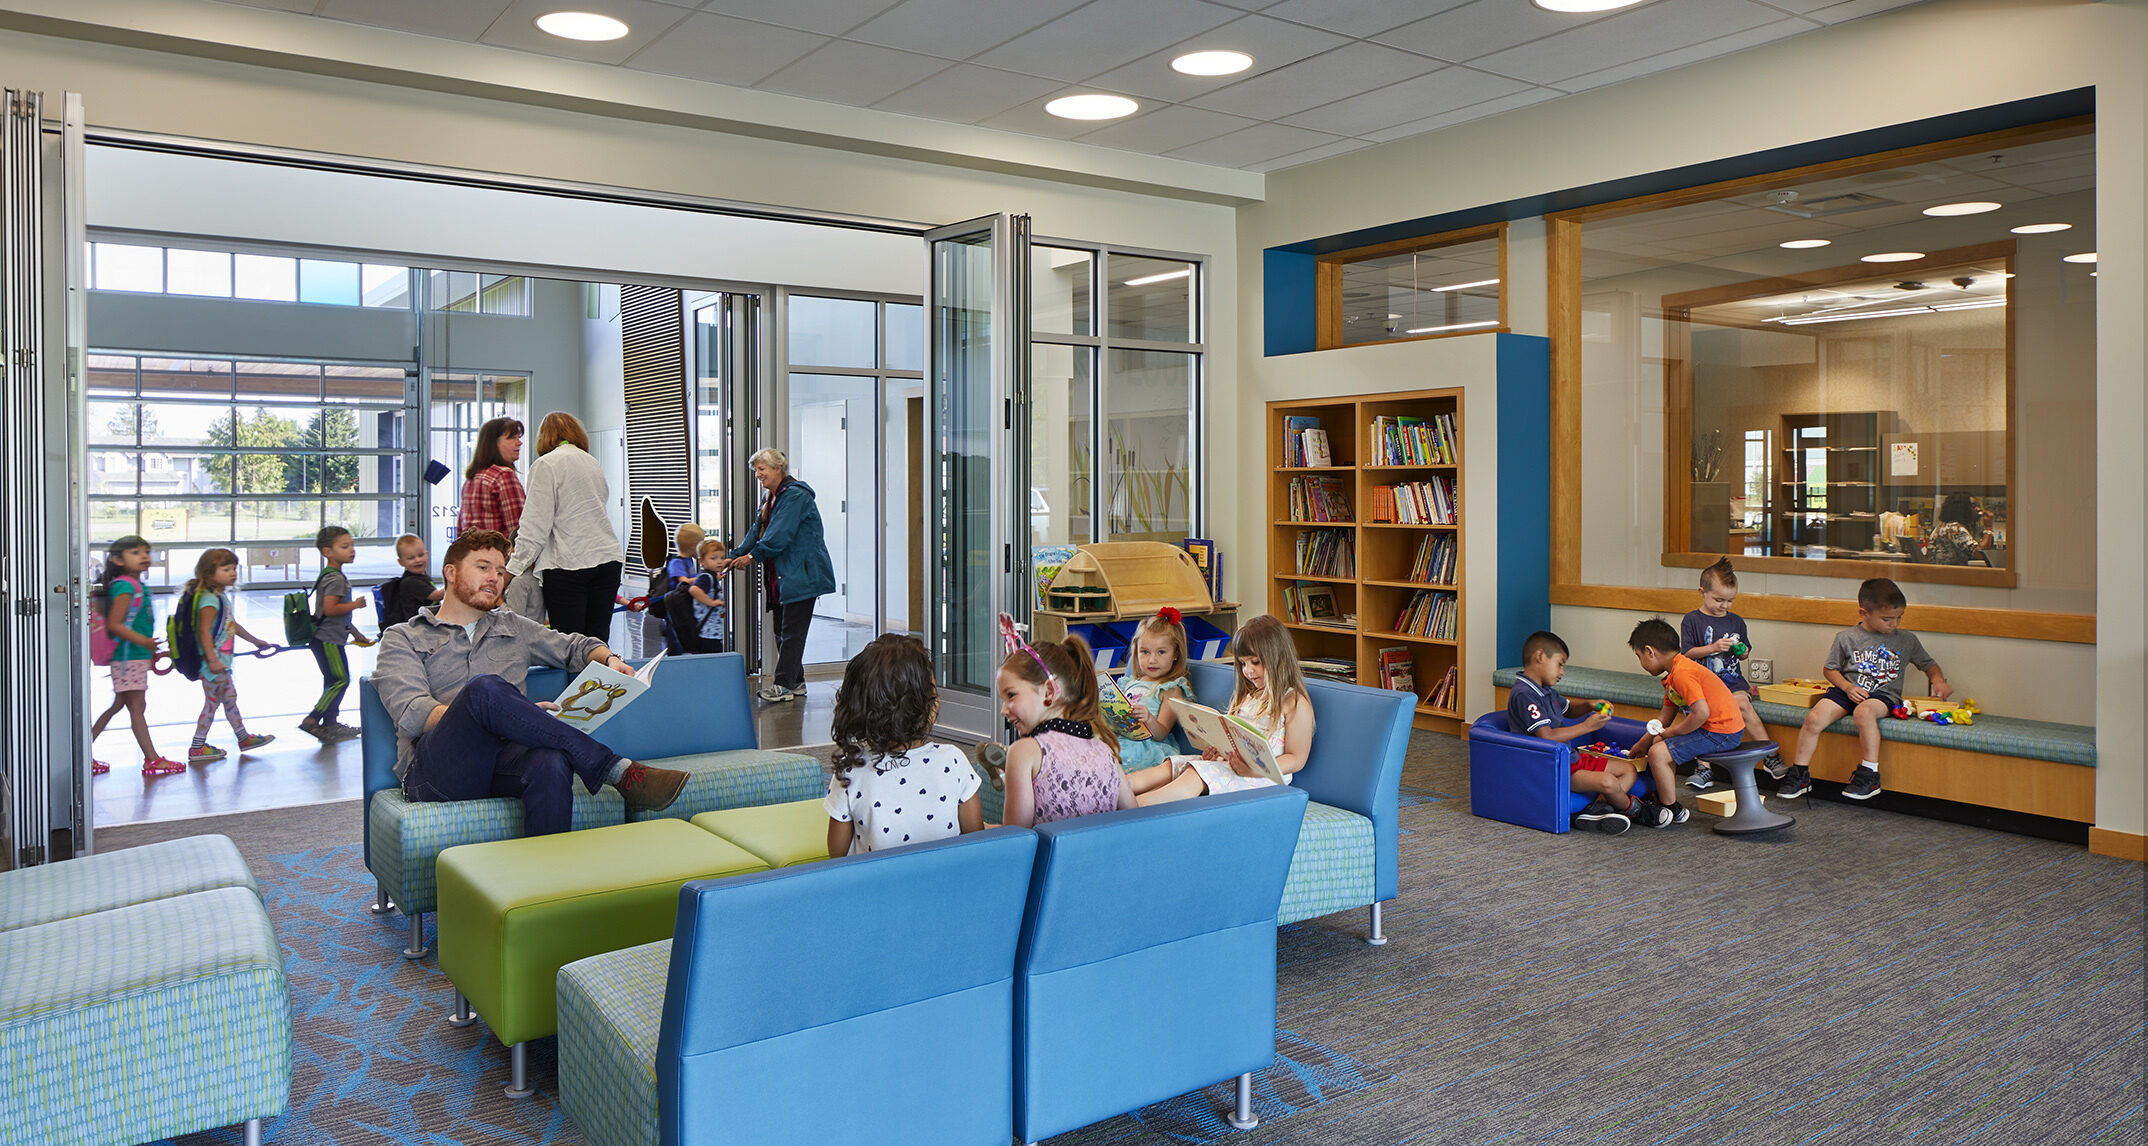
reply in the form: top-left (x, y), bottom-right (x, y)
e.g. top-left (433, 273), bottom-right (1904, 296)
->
top-left (458, 418), bottom-right (526, 538)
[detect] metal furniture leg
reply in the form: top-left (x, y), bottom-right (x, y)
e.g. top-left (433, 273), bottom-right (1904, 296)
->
top-left (1227, 1072), bottom-right (1259, 1130)
top-left (1711, 743), bottom-right (1796, 836)
top-left (366, 882), bottom-right (395, 915)
top-left (242, 1119), bottom-right (262, 1146)
top-left (403, 911), bottom-right (427, 960)
top-left (448, 990), bottom-right (476, 1028)
top-left (1367, 902), bottom-right (1388, 946)
top-left (506, 1041), bottom-right (534, 1099)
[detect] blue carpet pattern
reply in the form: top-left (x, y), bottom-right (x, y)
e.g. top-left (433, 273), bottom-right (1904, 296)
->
top-left (151, 732), bottom-right (2143, 1145)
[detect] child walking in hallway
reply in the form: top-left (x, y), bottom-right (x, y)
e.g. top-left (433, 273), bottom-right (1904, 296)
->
top-left (185, 549), bottom-right (279, 764)
top-left (89, 535), bottom-right (181, 776)
top-left (302, 525), bottom-right (369, 742)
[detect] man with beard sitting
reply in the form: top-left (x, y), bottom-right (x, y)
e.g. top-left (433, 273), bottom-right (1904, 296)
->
top-left (372, 528), bottom-right (689, 834)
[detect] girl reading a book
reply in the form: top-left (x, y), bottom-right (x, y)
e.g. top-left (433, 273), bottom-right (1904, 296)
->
top-left (997, 633), bottom-right (1136, 827)
top-left (1115, 607), bottom-right (1197, 770)
top-left (1127, 614), bottom-right (1315, 806)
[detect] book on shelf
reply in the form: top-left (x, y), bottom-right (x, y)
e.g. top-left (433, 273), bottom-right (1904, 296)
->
top-left (1369, 412), bottom-right (1460, 466)
top-left (550, 652), bottom-right (666, 733)
top-left (1391, 589), bottom-right (1457, 640)
top-left (1302, 428), bottom-right (1332, 468)
top-left (1173, 700), bottom-right (1288, 786)
top-left (1301, 657), bottom-right (1357, 684)
top-left (1408, 533), bottom-right (1457, 584)
top-left (1292, 528), bottom-right (1355, 578)
top-left (1425, 665), bottom-right (1459, 711)
top-left (1297, 583), bottom-right (1340, 623)
top-left (1287, 476), bottom-right (1353, 522)
top-left (1376, 645), bottom-right (1414, 693)
top-left (1371, 477), bottom-right (1458, 525)
top-left (1182, 538), bottom-right (1217, 599)
top-left (1282, 415), bottom-right (1323, 467)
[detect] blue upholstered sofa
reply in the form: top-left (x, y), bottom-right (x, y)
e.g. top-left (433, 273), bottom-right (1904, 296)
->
top-left (1467, 711), bottom-right (1656, 834)
top-left (359, 651), bottom-right (823, 957)
top-left (554, 787), bottom-right (1307, 1146)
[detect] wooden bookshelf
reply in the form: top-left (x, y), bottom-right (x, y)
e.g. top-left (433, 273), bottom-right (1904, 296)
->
top-left (1270, 389), bottom-right (1465, 734)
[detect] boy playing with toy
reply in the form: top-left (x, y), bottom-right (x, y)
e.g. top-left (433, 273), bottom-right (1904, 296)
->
top-left (1506, 630), bottom-right (1637, 834)
top-left (1778, 577), bottom-right (1949, 802)
top-left (1625, 618), bottom-right (1745, 827)
top-left (1679, 557), bottom-right (1785, 790)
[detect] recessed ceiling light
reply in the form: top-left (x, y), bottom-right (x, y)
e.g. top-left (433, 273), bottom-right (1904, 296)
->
top-left (535, 11), bottom-right (629, 40)
top-left (2062, 252), bottom-right (2097, 264)
top-left (1861, 252), bottom-right (1926, 263)
top-left (1780, 239), bottom-right (1832, 249)
top-left (1532, 0), bottom-right (1646, 11)
top-left (1046, 94), bottom-right (1139, 121)
top-left (2011, 223), bottom-right (2072, 234)
top-left (1923, 201), bottom-right (2001, 217)
top-left (1172, 50), bottom-right (1253, 76)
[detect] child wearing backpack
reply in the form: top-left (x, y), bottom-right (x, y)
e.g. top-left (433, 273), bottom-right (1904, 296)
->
top-left (88, 535), bottom-right (182, 776)
top-left (180, 549), bottom-right (278, 764)
top-left (301, 525), bottom-right (369, 743)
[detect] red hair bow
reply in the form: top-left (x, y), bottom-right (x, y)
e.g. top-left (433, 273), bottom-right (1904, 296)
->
top-left (1156, 607), bottom-right (1183, 626)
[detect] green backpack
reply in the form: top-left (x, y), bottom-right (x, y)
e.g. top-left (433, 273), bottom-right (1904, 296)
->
top-left (282, 569), bottom-right (327, 647)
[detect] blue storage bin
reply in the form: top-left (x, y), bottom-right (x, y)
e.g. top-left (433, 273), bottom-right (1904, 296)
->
top-left (1063, 623), bottom-right (1129, 671)
top-left (1184, 616), bottom-right (1232, 660)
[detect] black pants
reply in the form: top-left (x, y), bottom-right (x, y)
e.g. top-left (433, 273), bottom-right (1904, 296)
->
top-left (771, 597), bottom-right (815, 689)
top-left (540, 561), bottom-right (622, 642)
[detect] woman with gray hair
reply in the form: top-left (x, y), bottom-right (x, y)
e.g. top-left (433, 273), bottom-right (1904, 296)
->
top-left (726, 447), bottom-right (835, 702)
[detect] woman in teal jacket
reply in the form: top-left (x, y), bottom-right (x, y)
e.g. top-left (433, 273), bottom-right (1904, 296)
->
top-left (727, 448), bottom-right (836, 702)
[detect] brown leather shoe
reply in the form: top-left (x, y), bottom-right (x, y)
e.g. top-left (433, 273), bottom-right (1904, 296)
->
top-left (614, 761), bottom-right (689, 813)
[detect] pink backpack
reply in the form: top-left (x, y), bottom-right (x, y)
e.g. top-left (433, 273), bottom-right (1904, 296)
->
top-left (89, 574), bottom-right (142, 667)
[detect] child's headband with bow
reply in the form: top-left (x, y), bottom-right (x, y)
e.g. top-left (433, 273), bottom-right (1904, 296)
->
top-left (998, 613), bottom-right (1055, 683)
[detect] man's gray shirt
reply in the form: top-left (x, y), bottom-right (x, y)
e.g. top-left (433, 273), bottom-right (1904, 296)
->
top-left (370, 605), bottom-right (604, 780)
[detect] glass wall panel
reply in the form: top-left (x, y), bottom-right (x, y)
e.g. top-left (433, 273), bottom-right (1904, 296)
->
top-left (234, 254), bottom-right (297, 302)
top-left (1029, 343), bottom-right (1092, 547)
top-left (1336, 234), bottom-right (1501, 344)
top-left (789, 295), bottom-right (876, 368)
top-left (1032, 246), bottom-right (1093, 336)
top-left (166, 249), bottom-right (233, 297)
top-left (1104, 349), bottom-right (1194, 543)
top-left (362, 265), bottom-right (412, 308)
top-left (141, 357), bottom-right (234, 401)
top-left (299, 259), bottom-right (360, 305)
top-left (884, 378), bottom-right (924, 637)
top-left (788, 372), bottom-right (878, 663)
top-left (93, 243), bottom-right (162, 292)
top-left (692, 302), bottom-right (728, 528)
top-left (885, 302), bottom-right (924, 372)
top-left (1106, 254), bottom-right (1194, 343)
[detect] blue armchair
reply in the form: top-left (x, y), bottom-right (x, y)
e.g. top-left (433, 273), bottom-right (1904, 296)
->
top-left (1466, 711), bottom-right (1653, 834)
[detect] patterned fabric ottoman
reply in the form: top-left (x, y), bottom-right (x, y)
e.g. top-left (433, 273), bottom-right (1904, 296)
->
top-left (690, 799), bottom-right (831, 869)
top-left (0, 886), bottom-right (291, 1145)
top-left (557, 939), bottom-right (671, 1146)
top-left (0, 834), bottom-right (257, 932)
top-left (366, 784), bottom-right (626, 921)
top-left (1278, 801), bottom-right (1374, 927)
top-left (624, 749), bottom-right (826, 824)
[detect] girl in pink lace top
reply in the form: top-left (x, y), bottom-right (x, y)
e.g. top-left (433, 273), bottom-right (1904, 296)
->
top-left (998, 633), bottom-right (1137, 827)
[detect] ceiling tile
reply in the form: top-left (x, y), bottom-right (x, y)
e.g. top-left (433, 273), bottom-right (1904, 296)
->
top-left (844, 0), bottom-right (1090, 61)
top-left (315, 0), bottom-right (509, 41)
top-left (215, 0), bottom-right (325, 13)
top-left (1258, 0), bottom-right (1473, 39)
top-left (974, 0), bottom-right (1244, 83)
top-left (1280, 65), bottom-right (1530, 136)
top-left (1187, 41), bottom-right (1440, 120)
top-left (871, 63), bottom-right (1063, 123)
top-left (1205, 0), bottom-right (1283, 9)
top-left (973, 88), bottom-right (1130, 140)
top-left (1372, 0), bottom-right (1585, 64)
top-left (1360, 86), bottom-right (1559, 141)
top-left (1803, 0), bottom-right (1930, 23)
top-left (755, 38), bottom-right (955, 105)
top-left (1466, 0), bottom-right (1781, 85)
top-left (1551, 18), bottom-right (1808, 93)
top-left (1165, 121), bottom-right (1344, 166)
top-left (1076, 14), bottom-right (1351, 105)
top-left (1073, 104), bottom-right (1262, 153)
top-left (624, 11), bottom-right (828, 86)
top-left (476, 0), bottom-right (692, 64)
top-left (1248, 137), bottom-right (1374, 172)
top-left (695, 0), bottom-right (902, 36)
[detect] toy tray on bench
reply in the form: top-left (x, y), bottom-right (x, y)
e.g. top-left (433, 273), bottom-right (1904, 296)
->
top-left (1756, 679), bottom-right (1827, 707)
top-left (1574, 743), bottom-right (1634, 769)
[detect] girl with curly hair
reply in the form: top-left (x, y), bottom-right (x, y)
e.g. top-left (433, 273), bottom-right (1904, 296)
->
top-left (997, 632), bottom-right (1136, 828)
top-left (825, 634), bottom-right (982, 856)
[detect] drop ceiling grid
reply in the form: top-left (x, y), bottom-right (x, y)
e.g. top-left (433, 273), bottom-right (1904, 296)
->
top-left (211, 0), bottom-right (1935, 170)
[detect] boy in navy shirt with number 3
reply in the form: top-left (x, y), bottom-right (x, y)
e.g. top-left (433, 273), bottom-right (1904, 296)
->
top-left (1506, 630), bottom-right (1638, 835)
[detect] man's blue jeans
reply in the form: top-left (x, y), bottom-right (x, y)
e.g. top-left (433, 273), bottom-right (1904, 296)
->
top-left (405, 674), bottom-right (623, 836)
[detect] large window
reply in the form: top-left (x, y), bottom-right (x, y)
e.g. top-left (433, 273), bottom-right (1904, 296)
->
top-left (1317, 224), bottom-right (1506, 348)
top-left (425, 371), bottom-right (531, 563)
top-left (89, 243), bottom-right (414, 308)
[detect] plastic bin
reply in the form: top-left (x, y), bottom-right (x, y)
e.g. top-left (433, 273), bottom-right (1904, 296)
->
top-left (1064, 623), bottom-right (1129, 671)
top-left (1184, 615), bottom-right (1232, 660)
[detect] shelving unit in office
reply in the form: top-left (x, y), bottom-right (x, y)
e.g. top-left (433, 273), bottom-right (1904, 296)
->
top-left (1269, 388), bottom-right (1465, 734)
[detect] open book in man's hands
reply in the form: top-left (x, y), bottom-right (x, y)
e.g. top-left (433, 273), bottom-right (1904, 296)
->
top-left (1172, 699), bottom-right (1287, 785)
top-left (550, 651), bottom-right (665, 733)
top-left (1095, 672), bottom-right (1154, 742)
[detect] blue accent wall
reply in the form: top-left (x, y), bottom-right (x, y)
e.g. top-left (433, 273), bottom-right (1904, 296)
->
top-left (1496, 333), bottom-right (1550, 670)
top-left (1262, 248), bottom-right (1316, 357)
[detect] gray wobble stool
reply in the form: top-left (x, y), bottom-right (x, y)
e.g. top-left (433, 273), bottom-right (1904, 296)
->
top-left (1701, 741), bottom-right (1794, 835)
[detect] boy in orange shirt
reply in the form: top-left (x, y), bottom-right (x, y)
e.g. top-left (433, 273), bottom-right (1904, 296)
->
top-left (1623, 618), bottom-right (1745, 828)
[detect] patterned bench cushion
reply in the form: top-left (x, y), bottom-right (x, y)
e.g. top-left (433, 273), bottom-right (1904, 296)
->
top-left (1492, 666), bottom-right (2096, 768)
top-left (626, 749), bottom-right (827, 823)
top-left (1279, 801), bottom-right (1374, 927)
top-left (0, 834), bottom-right (256, 932)
top-left (0, 887), bottom-right (291, 1144)
top-left (558, 940), bottom-right (670, 1146)
top-left (366, 785), bottom-right (626, 916)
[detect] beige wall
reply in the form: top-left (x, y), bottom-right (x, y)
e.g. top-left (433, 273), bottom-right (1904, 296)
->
top-left (1240, 0), bottom-right (2146, 838)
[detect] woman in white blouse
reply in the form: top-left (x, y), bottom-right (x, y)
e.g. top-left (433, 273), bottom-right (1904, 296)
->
top-left (501, 413), bottom-right (624, 640)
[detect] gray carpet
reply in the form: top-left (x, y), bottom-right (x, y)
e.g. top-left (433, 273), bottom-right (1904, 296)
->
top-left (106, 733), bottom-right (2143, 1145)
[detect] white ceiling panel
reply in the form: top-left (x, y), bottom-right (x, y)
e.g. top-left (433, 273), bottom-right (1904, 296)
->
top-left (1804, 0), bottom-right (1929, 23)
top-left (1551, 18), bottom-right (1807, 93)
top-left (844, 0), bottom-right (1088, 61)
top-left (477, 0), bottom-right (692, 64)
top-left (624, 11), bottom-right (829, 87)
top-left (974, 88), bottom-right (1128, 140)
top-left (1373, 0), bottom-right (1590, 65)
top-left (216, 0), bottom-right (324, 13)
top-left (1466, 0), bottom-right (1780, 85)
top-left (1073, 103), bottom-right (1263, 154)
top-left (1257, 0), bottom-right (1474, 39)
top-left (756, 38), bottom-right (955, 106)
top-left (1166, 120), bottom-right (1345, 166)
top-left (696, 0), bottom-right (903, 37)
top-left (1280, 65), bottom-right (1530, 136)
top-left (974, 0), bottom-right (1243, 83)
top-left (1186, 40), bottom-right (1440, 120)
top-left (1248, 136), bottom-right (1375, 173)
top-left (1077, 15), bottom-right (1352, 105)
top-left (1359, 86), bottom-right (1561, 142)
top-left (871, 63), bottom-right (1063, 123)
top-left (316, 0), bottom-right (508, 42)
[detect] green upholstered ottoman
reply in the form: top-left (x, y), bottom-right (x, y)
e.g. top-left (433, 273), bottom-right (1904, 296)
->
top-left (557, 939), bottom-right (671, 1146)
top-left (625, 749), bottom-right (826, 823)
top-left (690, 798), bottom-right (832, 869)
top-left (0, 834), bottom-right (257, 932)
top-left (0, 887), bottom-right (291, 1146)
top-left (435, 819), bottom-right (770, 1098)
top-left (1279, 801), bottom-right (1374, 926)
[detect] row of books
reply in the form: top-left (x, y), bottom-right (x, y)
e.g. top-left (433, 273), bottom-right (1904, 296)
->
top-left (1392, 589), bottom-right (1458, 640)
top-left (1371, 478), bottom-right (1458, 525)
top-left (1286, 476), bottom-right (1353, 522)
top-left (1425, 665), bottom-right (1459, 711)
top-left (1301, 657), bottom-right (1358, 684)
top-left (1376, 646), bottom-right (1415, 693)
top-left (1293, 529), bottom-right (1355, 578)
top-left (1408, 533), bottom-right (1457, 585)
top-left (1282, 415), bottom-right (1334, 468)
top-left (1280, 580), bottom-right (1353, 628)
top-left (1370, 413), bottom-right (1458, 466)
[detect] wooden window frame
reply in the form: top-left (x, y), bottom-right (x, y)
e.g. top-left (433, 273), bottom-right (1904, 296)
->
top-left (1316, 222), bottom-right (1508, 351)
top-left (1546, 117), bottom-right (2095, 644)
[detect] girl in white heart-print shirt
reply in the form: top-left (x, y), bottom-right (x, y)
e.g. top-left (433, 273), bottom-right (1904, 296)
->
top-left (824, 633), bottom-right (982, 856)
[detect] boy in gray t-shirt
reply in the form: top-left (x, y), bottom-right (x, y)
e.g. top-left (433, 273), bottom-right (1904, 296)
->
top-left (1779, 578), bottom-right (1951, 804)
top-left (303, 525), bottom-right (371, 742)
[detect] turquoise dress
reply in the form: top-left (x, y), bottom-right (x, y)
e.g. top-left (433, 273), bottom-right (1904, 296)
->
top-left (1115, 676), bottom-right (1194, 770)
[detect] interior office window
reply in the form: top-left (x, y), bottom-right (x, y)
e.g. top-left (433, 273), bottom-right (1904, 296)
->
top-left (1107, 254), bottom-right (1196, 343)
top-left (1032, 246), bottom-right (1094, 337)
top-left (1318, 226), bottom-right (1505, 348)
top-left (1104, 349), bottom-right (1193, 543)
top-left (789, 295), bottom-right (877, 369)
top-left (1567, 118), bottom-right (2093, 607)
top-left (1030, 343), bottom-right (1093, 547)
